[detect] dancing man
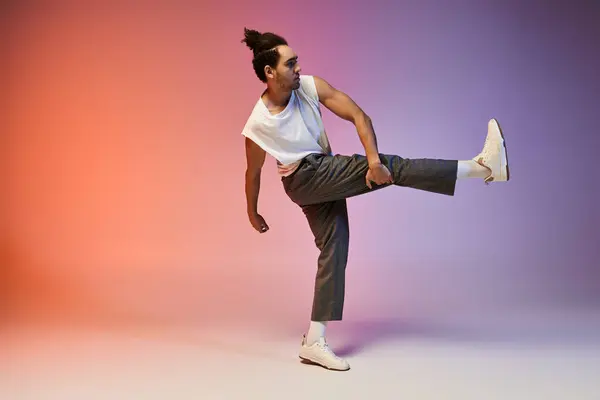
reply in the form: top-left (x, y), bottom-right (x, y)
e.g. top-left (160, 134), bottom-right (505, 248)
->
top-left (240, 28), bottom-right (509, 371)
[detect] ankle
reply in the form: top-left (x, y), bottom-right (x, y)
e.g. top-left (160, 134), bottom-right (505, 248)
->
top-left (457, 160), bottom-right (490, 179)
top-left (475, 159), bottom-right (492, 175)
top-left (307, 321), bottom-right (327, 344)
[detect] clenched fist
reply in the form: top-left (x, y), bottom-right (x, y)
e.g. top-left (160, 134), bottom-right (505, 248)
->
top-left (365, 162), bottom-right (393, 189)
top-left (248, 212), bottom-right (269, 233)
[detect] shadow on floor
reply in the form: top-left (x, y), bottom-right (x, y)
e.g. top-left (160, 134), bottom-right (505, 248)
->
top-left (326, 317), bottom-right (600, 357)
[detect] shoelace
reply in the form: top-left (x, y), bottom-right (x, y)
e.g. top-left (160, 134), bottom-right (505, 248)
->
top-left (317, 340), bottom-right (343, 360)
top-left (479, 138), bottom-right (501, 184)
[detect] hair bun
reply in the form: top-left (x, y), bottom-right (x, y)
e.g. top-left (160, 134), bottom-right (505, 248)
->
top-left (242, 28), bottom-right (262, 53)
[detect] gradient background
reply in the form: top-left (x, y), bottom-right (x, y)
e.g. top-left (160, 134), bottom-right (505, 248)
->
top-left (3, 0), bottom-right (599, 336)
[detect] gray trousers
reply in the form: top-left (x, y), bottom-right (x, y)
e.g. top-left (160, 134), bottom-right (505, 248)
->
top-left (281, 152), bottom-right (458, 321)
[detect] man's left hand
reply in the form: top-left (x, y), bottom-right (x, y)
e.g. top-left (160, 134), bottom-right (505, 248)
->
top-left (365, 163), bottom-right (393, 189)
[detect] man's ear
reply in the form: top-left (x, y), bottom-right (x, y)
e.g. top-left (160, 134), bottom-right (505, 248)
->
top-left (264, 65), bottom-right (274, 79)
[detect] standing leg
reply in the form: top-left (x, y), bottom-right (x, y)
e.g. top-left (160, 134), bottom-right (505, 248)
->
top-left (303, 199), bottom-right (349, 322)
top-left (298, 198), bottom-right (351, 371)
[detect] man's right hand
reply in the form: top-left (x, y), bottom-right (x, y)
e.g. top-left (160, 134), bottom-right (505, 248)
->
top-left (248, 212), bottom-right (269, 233)
top-left (244, 138), bottom-right (268, 234)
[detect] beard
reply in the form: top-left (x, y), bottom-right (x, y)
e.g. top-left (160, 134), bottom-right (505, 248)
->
top-left (276, 75), bottom-right (297, 91)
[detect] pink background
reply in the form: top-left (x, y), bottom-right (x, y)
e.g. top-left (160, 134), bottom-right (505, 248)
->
top-left (3, 1), bottom-right (599, 334)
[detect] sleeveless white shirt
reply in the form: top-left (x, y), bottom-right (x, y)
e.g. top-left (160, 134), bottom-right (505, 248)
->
top-left (241, 75), bottom-right (332, 176)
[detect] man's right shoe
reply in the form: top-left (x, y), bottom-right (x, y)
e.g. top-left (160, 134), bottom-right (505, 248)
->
top-left (298, 335), bottom-right (350, 371)
top-left (473, 118), bottom-right (510, 183)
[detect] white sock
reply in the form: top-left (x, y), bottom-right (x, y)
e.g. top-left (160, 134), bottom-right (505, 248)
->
top-left (457, 160), bottom-right (490, 179)
top-left (306, 321), bottom-right (327, 345)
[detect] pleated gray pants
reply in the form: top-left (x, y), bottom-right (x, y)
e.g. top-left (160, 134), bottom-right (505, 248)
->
top-left (282, 152), bottom-right (458, 321)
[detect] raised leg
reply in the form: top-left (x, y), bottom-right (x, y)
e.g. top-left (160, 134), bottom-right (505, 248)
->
top-left (283, 152), bottom-right (458, 206)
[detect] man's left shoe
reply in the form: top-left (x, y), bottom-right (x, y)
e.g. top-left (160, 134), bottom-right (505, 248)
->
top-left (473, 118), bottom-right (510, 183)
top-left (298, 335), bottom-right (350, 371)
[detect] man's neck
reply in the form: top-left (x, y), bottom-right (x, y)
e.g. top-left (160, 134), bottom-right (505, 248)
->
top-left (263, 85), bottom-right (292, 108)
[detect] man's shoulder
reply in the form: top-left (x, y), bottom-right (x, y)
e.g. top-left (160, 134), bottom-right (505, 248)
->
top-left (299, 74), bottom-right (314, 82)
top-left (244, 98), bottom-right (264, 120)
top-left (241, 99), bottom-right (267, 135)
top-left (298, 75), bottom-right (319, 102)
top-left (299, 74), bottom-right (317, 88)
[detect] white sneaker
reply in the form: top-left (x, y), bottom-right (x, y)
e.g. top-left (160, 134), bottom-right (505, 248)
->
top-left (298, 335), bottom-right (350, 371)
top-left (473, 118), bottom-right (510, 183)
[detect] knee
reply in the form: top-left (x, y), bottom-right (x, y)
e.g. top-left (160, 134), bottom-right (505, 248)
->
top-left (325, 212), bottom-right (350, 247)
top-left (384, 154), bottom-right (409, 184)
top-left (316, 223), bottom-right (349, 253)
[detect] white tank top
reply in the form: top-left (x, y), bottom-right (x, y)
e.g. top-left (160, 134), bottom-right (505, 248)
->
top-left (241, 75), bottom-right (332, 176)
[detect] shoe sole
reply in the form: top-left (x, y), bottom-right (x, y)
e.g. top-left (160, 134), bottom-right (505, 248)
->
top-left (299, 355), bottom-right (351, 371)
top-left (492, 118), bottom-right (510, 181)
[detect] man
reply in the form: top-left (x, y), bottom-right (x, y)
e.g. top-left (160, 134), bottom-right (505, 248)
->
top-left (240, 28), bottom-right (509, 371)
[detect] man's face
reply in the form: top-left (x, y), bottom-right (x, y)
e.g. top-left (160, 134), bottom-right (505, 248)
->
top-left (271, 45), bottom-right (301, 90)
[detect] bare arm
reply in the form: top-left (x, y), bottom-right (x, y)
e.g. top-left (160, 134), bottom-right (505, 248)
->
top-left (313, 76), bottom-right (382, 167)
top-left (245, 137), bottom-right (265, 215)
top-left (244, 137), bottom-right (269, 232)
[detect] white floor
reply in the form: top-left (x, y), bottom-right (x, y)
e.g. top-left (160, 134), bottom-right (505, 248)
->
top-left (2, 313), bottom-right (600, 400)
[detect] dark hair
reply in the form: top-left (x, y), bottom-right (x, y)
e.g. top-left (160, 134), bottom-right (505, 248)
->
top-left (241, 27), bottom-right (288, 83)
